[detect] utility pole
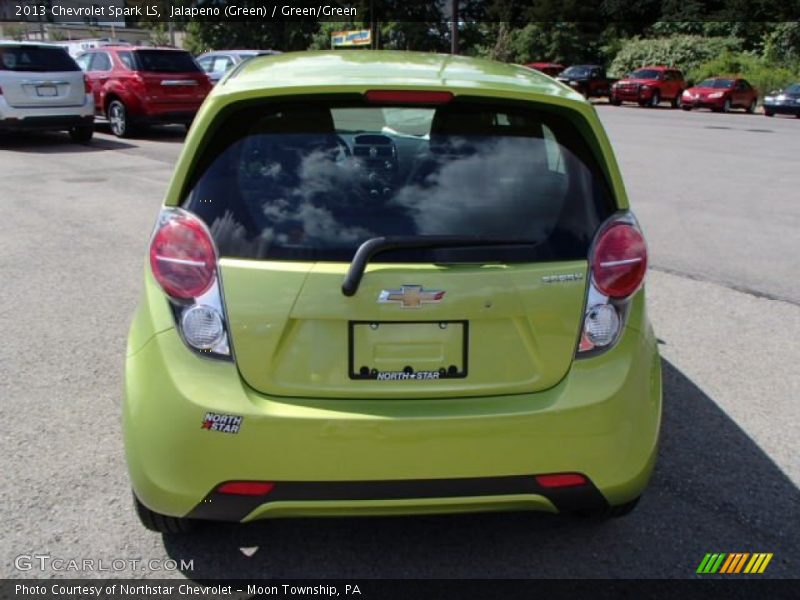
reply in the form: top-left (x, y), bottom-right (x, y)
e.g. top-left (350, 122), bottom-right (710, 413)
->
top-left (370, 0), bottom-right (376, 50)
top-left (450, 0), bottom-right (459, 55)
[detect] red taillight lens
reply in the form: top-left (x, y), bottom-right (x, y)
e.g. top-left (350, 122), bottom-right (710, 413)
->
top-left (83, 75), bottom-right (91, 94)
top-left (535, 473), bottom-right (588, 488)
top-left (365, 90), bottom-right (454, 104)
top-left (149, 213), bottom-right (216, 299)
top-left (591, 223), bottom-right (647, 298)
top-left (217, 482), bottom-right (275, 496)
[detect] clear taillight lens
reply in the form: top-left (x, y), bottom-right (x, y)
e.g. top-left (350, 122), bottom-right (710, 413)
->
top-left (149, 208), bottom-right (231, 359)
top-left (181, 305), bottom-right (225, 350)
top-left (578, 214), bottom-right (647, 356)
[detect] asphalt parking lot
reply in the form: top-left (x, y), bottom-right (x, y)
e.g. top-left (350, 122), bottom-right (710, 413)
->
top-left (1, 106), bottom-right (798, 579)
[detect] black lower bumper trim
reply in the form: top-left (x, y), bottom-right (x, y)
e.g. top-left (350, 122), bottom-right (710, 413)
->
top-left (185, 475), bottom-right (609, 521)
top-left (0, 115), bottom-right (93, 131)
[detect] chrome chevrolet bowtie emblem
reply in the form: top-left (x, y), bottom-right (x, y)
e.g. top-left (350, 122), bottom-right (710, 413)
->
top-left (378, 285), bottom-right (445, 308)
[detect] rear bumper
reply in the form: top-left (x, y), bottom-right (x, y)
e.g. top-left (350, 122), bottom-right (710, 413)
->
top-left (136, 102), bottom-right (201, 125)
top-left (0, 94), bottom-right (94, 130)
top-left (764, 103), bottom-right (800, 115)
top-left (124, 294), bottom-right (662, 521)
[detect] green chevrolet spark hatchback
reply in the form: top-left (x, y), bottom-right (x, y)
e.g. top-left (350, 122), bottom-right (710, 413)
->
top-left (124, 51), bottom-right (661, 533)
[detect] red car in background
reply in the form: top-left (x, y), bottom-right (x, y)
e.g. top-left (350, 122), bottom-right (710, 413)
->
top-left (525, 62), bottom-right (565, 77)
top-left (610, 66), bottom-right (686, 108)
top-left (681, 77), bottom-right (758, 113)
top-left (76, 46), bottom-right (211, 137)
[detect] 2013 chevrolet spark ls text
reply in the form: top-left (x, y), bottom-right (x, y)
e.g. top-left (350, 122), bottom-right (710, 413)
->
top-left (124, 51), bottom-right (662, 533)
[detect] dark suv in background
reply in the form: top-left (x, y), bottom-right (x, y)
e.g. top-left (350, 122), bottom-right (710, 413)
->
top-left (555, 65), bottom-right (616, 99)
top-left (76, 46), bottom-right (211, 137)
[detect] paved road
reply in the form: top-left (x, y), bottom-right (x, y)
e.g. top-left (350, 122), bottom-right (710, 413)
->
top-left (1, 108), bottom-right (798, 580)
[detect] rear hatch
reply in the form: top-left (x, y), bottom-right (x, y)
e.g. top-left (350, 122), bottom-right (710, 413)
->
top-left (0, 44), bottom-right (85, 108)
top-left (181, 97), bottom-right (614, 398)
top-left (132, 49), bottom-right (209, 105)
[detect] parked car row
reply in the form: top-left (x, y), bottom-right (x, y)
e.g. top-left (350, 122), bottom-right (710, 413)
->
top-left (0, 40), bottom-right (284, 143)
top-left (527, 60), bottom-right (800, 117)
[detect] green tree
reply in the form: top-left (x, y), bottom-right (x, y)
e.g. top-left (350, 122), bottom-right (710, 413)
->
top-left (764, 21), bottom-right (800, 66)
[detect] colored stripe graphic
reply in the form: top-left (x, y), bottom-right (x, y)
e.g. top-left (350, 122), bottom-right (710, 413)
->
top-left (733, 553), bottom-right (750, 573)
top-left (700, 552), bottom-right (774, 574)
top-left (697, 553), bottom-right (727, 573)
top-left (720, 553), bottom-right (750, 573)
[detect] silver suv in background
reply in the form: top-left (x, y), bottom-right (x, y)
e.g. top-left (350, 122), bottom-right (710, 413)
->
top-left (0, 41), bottom-right (94, 143)
top-left (196, 49), bottom-right (281, 84)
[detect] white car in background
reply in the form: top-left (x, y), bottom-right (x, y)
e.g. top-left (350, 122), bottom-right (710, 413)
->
top-left (0, 41), bottom-right (94, 143)
top-left (196, 49), bottom-right (281, 84)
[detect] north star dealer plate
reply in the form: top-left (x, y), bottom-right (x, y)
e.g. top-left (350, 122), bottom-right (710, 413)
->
top-left (348, 320), bottom-right (468, 380)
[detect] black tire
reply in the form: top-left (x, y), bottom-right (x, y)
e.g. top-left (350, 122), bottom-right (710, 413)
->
top-left (681, 105), bottom-right (691, 111)
top-left (764, 109), bottom-right (774, 117)
top-left (650, 90), bottom-right (661, 108)
top-left (722, 98), bottom-right (731, 113)
top-left (573, 496), bottom-right (641, 520)
top-left (610, 97), bottom-right (621, 106)
top-left (671, 92), bottom-right (682, 108)
top-left (68, 124), bottom-right (93, 144)
top-left (134, 494), bottom-right (196, 533)
top-left (747, 100), bottom-right (757, 114)
top-left (107, 99), bottom-right (131, 138)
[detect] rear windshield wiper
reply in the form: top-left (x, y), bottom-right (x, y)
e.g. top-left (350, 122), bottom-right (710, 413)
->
top-left (341, 235), bottom-right (540, 296)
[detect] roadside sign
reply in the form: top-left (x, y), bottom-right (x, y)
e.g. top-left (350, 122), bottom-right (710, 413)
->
top-left (331, 30), bottom-right (371, 48)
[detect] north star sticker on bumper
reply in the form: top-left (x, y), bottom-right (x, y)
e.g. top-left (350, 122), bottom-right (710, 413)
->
top-left (201, 412), bottom-right (242, 434)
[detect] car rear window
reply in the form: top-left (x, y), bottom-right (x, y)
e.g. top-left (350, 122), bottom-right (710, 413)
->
top-left (630, 69), bottom-right (661, 79)
top-left (182, 98), bottom-right (614, 263)
top-left (0, 46), bottom-right (78, 72)
top-left (133, 50), bottom-right (200, 73)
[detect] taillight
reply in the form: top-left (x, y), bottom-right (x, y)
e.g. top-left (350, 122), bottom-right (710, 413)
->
top-left (149, 208), bottom-right (231, 358)
top-left (217, 482), bottom-right (275, 496)
top-left (591, 223), bottom-right (647, 298)
top-left (150, 213), bottom-right (216, 299)
top-left (535, 473), bottom-right (588, 488)
top-left (365, 90), bottom-right (454, 104)
top-left (83, 75), bottom-right (91, 94)
top-left (578, 213), bottom-right (647, 356)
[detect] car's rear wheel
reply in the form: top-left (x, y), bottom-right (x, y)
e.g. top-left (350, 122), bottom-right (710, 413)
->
top-left (747, 100), bottom-right (757, 114)
top-left (671, 92), bottom-right (682, 108)
top-left (107, 99), bottom-right (131, 138)
top-left (133, 494), bottom-right (196, 533)
top-left (721, 99), bottom-right (731, 113)
top-left (764, 109), bottom-right (774, 117)
top-left (681, 105), bottom-right (691, 111)
top-left (610, 96), bottom-right (621, 106)
top-left (68, 124), bottom-right (93, 144)
top-left (649, 91), bottom-right (660, 108)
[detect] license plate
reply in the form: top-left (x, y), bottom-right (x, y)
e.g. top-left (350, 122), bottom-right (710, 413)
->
top-left (36, 85), bottom-right (57, 97)
top-left (349, 320), bottom-right (468, 380)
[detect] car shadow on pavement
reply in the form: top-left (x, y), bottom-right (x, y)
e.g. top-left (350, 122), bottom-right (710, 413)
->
top-left (161, 359), bottom-right (799, 578)
top-left (0, 130), bottom-right (135, 152)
